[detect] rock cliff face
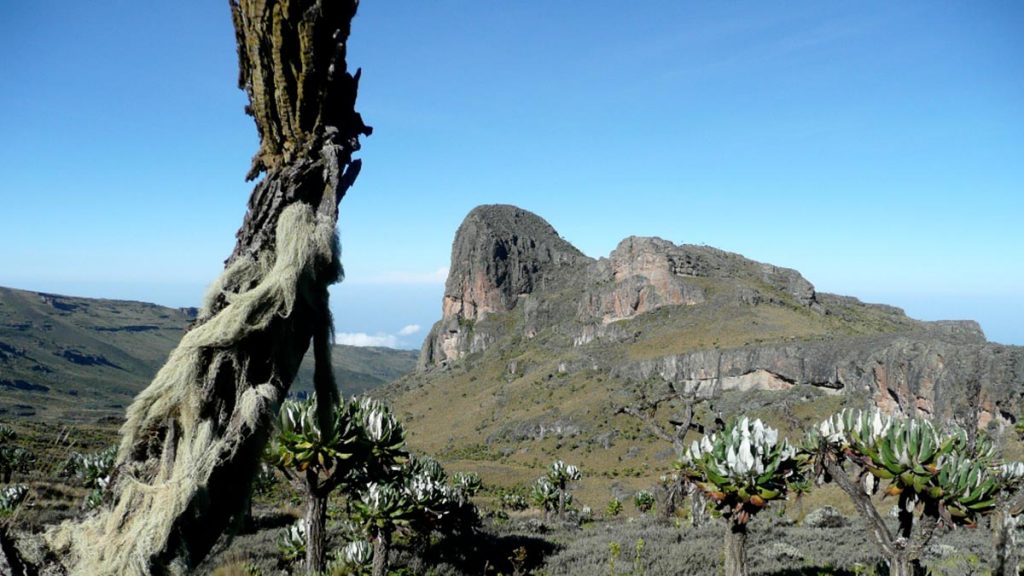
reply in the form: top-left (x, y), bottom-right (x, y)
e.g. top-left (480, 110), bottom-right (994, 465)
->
top-left (418, 205), bottom-right (1024, 422)
top-left (420, 205), bottom-right (589, 366)
top-left (578, 237), bottom-right (817, 325)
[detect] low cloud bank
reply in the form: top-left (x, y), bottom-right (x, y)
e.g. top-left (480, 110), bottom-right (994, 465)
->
top-left (335, 332), bottom-right (399, 348)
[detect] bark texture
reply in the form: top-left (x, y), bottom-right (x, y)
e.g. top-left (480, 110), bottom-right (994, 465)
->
top-left (993, 507), bottom-right (1020, 576)
top-left (34, 1), bottom-right (370, 574)
top-left (372, 531), bottom-right (390, 576)
top-left (305, 488), bottom-right (328, 573)
top-left (723, 522), bottom-right (748, 576)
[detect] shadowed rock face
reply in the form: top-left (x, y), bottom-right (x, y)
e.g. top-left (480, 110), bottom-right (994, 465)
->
top-left (419, 205), bottom-right (1024, 423)
top-left (421, 205), bottom-right (590, 365)
top-left (441, 205), bottom-right (589, 320)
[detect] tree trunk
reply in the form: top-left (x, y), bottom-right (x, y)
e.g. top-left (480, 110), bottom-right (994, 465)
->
top-left (724, 522), bottom-right (748, 576)
top-left (887, 553), bottom-right (925, 576)
top-left (372, 529), bottom-right (391, 576)
top-left (889, 493), bottom-right (924, 575)
top-left (41, 2), bottom-right (371, 575)
top-left (688, 485), bottom-right (709, 527)
top-left (822, 457), bottom-right (896, 563)
top-left (305, 486), bottom-right (328, 574)
top-left (993, 508), bottom-right (1019, 576)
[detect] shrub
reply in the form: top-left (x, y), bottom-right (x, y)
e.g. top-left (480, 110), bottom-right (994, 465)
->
top-left (634, 490), bottom-right (655, 515)
top-left (606, 497), bottom-right (623, 517)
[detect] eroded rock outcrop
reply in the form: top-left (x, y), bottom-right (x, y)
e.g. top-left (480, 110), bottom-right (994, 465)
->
top-left (418, 205), bottom-right (1024, 422)
top-left (419, 205), bottom-right (590, 366)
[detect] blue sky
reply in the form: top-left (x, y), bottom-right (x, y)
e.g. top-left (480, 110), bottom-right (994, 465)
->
top-left (1, 1), bottom-right (1021, 348)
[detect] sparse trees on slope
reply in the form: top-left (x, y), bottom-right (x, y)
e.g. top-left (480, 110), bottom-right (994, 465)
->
top-left (616, 380), bottom-right (717, 523)
top-left (680, 417), bottom-right (805, 576)
top-left (810, 408), bottom-right (1002, 576)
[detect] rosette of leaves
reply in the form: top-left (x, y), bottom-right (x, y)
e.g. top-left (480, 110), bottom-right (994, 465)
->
top-left (453, 471), bottom-right (482, 500)
top-left (812, 408), bottom-right (1006, 575)
top-left (65, 446), bottom-right (116, 509)
top-left (681, 417), bottom-right (802, 524)
top-left (634, 490), bottom-right (655, 514)
top-left (934, 451), bottom-right (1000, 521)
top-left (813, 408), bottom-right (999, 525)
top-left (531, 477), bottom-right (565, 515)
top-left (0, 484), bottom-right (28, 513)
top-left (993, 461), bottom-right (1024, 575)
top-left (420, 467), bottom-right (481, 533)
top-left (251, 462), bottom-right (278, 496)
top-left (278, 521), bottom-right (306, 563)
top-left (77, 447), bottom-right (116, 489)
top-left (548, 460), bottom-right (582, 485)
top-left (268, 397), bottom-right (358, 473)
top-left (352, 482), bottom-right (417, 576)
top-left (267, 395), bottom-right (363, 573)
top-left (404, 456), bottom-right (452, 517)
top-left (356, 397), bottom-right (405, 468)
top-left (0, 424), bottom-right (13, 444)
top-left (997, 461), bottom-right (1024, 488)
top-left (0, 446), bottom-right (35, 484)
top-left (680, 417), bottom-right (803, 576)
top-left (501, 492), bottom-right (529, 512)
top-left (327, 540), bottom-right (374, 575)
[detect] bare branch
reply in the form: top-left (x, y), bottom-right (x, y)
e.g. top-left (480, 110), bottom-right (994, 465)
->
top-left (821, 453), bottom-right (895, 558)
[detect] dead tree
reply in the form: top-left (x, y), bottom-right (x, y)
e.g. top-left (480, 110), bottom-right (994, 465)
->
top-left (615, 380), bottom-right (715, 524)
top-left (35, 2), bottom-right (372, 574)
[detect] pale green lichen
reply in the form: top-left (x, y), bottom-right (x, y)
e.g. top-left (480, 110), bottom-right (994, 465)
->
top-left (48, 203), bottom-right (338, 576)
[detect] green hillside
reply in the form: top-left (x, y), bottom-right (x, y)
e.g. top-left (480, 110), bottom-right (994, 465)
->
top-left (0, 286), bottom-right (417, 421)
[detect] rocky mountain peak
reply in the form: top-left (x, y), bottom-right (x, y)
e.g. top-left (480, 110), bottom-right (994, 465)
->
top-left (440, 205), bottom-right (589, 321)
top-left (420, 205), bottom-right (589, 367)
top-left (418, 206), bottom-right (1021, 429)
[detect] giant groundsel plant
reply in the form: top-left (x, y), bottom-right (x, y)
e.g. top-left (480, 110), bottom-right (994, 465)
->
top-left (680, 417), bottom-right (806, 576)
top-left (811, 407), bottom-right (1004, 576)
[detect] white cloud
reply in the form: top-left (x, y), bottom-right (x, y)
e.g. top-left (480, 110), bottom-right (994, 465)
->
top-left (397, 324), bottom-right (421, 336)
top-left (349, 267), bottom-right (449, 285)
top-left (335, 332), bottom-right (399, 348)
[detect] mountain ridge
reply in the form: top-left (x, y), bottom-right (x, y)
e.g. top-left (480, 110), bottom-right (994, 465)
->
top-left (418, 205), bottom-right (1011, 421)
top-left (0, 286), bottom-right (417, 421)
top-left (389, 205), bottom-right (1023, 500)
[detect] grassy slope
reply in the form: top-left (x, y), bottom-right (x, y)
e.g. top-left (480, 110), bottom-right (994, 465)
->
top-left (0, 286), bottom-right (417, 421)
top-left (388, 278), bottom-right (938, 513)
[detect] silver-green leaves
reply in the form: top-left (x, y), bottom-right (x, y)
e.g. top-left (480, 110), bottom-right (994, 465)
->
top-left (812, 408), bottom-right (1001, 525)
top-left (680, 417), bottom-right (804, 525)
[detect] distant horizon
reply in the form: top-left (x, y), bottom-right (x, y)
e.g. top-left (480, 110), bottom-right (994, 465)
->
top-left (4, 209), bottom-right (1021, 349)
top-left (2, 2), bottom-right (1021, 347)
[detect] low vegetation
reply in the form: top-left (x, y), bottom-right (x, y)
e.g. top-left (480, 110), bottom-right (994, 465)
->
top-left (3, 398), bottom-right (1024, 575)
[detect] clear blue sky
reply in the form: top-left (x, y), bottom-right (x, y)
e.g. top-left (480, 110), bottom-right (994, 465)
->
top-left (1, 1), bottom-right (1021, 348)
